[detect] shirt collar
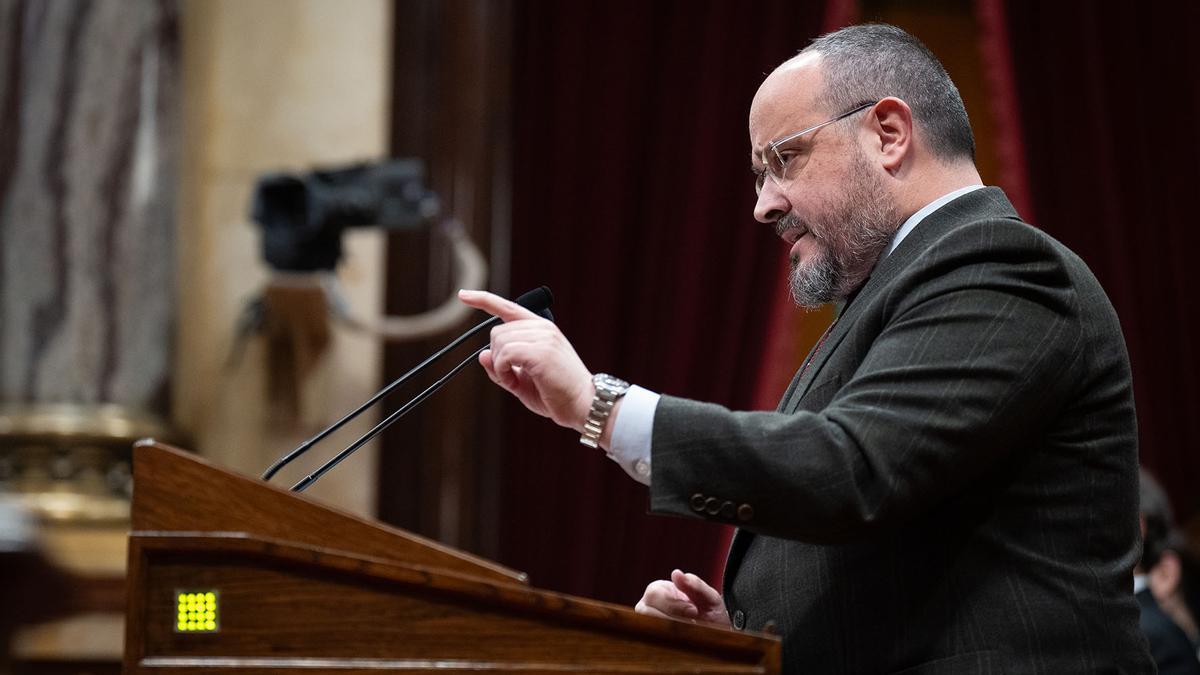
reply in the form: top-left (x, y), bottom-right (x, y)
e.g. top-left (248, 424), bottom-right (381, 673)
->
top-left (886, 184), bottom-right (985, 257)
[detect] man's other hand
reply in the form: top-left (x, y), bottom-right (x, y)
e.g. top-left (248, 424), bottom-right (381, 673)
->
top-left (635, 569), bottom-right (731, 627)
top-left (458, 289), bottom-right (594, 432)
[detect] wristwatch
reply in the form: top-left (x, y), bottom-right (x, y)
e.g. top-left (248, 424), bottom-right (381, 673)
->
top-left (579, 373), bottom-right (631, 448)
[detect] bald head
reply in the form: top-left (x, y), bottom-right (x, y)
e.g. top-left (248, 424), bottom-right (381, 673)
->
top-left (749, 52), bottom-right (827, 153)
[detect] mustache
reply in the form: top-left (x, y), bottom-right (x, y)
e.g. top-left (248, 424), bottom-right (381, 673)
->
top-left (775, 214), bottom-right (803, 238)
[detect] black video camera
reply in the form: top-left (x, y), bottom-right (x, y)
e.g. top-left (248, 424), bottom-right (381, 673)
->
top-left (251, 159), bottom-right (440, 272)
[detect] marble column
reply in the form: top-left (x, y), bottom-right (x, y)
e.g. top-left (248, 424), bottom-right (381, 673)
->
top-left (0, 0), bottom-right (179, 410)
top-left (0, 0), bottom-right (180, 665)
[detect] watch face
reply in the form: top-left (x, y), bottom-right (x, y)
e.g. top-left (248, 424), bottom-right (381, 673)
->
top-left (595, 374), bottom-right (630, 396)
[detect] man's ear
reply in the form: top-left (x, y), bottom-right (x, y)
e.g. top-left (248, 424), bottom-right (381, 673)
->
top-left (867, 97), bottom-right (913, 175)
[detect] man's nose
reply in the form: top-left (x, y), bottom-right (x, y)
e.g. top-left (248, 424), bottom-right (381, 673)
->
top-left (753, 180), bottom-right (789, 224)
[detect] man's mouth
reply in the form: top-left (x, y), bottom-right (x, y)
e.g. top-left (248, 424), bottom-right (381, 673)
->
top-left (775, 215), bottom-right (809, 245)
top-left (788, 232), bottom-right (810, 266)
top-left (778, 217), bottom-right (812, 267)
top-left (785, 226), bottom-right (809, 245)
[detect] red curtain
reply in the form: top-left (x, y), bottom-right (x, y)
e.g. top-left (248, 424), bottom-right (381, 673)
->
top-left (500, 1), bottom-right (833, 603)
top-left (978, 0), bottom-right (1200, 519)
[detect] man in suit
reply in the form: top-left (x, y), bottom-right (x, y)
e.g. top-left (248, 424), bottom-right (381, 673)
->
top-left (459, 23), bottom-right (1151, 673)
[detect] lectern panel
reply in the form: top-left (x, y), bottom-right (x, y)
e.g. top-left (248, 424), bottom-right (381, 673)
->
top-left (140, 554), bottom-right (746, 666)
top-left (124, 442), bottom-right (781, 673)
top-left (131, 441), bottom-right (523, 584)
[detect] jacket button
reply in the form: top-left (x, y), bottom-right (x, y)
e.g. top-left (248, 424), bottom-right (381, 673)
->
top-left (762, 620), bottom-right (778, 635)
top-left (732, 609), bottom-right (746, 630)
top-left (704, 497), bottom-right (720, 515)
top-left (690, 493), bottom-right (706, 512)
top-left (737, 503), bottom-right (755, 522)
top-left (719, 501), bottom-right (735, 519)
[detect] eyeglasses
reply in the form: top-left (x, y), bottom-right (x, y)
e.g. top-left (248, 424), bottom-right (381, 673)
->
top-left (754, 101), bottom-right (877, 195)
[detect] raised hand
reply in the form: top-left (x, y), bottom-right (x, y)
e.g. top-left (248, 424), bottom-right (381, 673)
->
top-left (458, 289), bottom-right (595, 432)
top-left (635, 569), bottom-right (731, 627)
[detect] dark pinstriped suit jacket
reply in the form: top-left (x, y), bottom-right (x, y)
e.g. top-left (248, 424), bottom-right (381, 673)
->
top-left (649, 188), bottom-right (1153, 673)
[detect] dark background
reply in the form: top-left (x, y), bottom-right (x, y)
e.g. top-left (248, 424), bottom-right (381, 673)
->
top-left (377, 0), bottom-right (1200, 606)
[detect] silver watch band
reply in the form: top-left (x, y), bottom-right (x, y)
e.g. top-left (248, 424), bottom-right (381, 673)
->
top-left (580, 373), bottom-right (630, 448)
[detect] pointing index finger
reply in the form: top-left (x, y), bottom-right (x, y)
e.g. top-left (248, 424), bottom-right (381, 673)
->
top-left (458, 289), bottom-right (540, 323)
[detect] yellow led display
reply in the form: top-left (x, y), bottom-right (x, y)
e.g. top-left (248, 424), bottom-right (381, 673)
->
top-left (174, 590), bottom-right (219, 633)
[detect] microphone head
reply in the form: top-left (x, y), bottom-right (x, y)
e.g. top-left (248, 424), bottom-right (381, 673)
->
top-left (515, 286), bottom-right (554, 315)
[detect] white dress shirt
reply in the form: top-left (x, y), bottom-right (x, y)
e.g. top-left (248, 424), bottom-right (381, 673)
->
top-left (605, 185), bottom-right (985, 485)
top-left (1134, 573), bottom-right (1148, 594)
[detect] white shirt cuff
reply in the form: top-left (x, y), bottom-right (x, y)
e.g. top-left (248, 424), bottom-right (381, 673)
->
top-left (607, 384), bottom-right (659, 486)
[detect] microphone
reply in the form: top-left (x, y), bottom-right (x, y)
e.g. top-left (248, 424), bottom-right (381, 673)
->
top-left (261, 286), bottom-right (554, 484)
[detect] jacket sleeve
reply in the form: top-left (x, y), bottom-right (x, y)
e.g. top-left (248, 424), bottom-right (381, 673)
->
top-left (648, 218), bottom-right (1089, 542)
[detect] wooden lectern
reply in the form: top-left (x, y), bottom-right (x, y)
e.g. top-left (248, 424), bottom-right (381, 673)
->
top-left (124, 440), bottom-right (781, 673)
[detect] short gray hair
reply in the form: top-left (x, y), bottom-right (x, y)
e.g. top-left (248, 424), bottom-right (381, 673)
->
top-left (801, 24), bottom-right (976, 163)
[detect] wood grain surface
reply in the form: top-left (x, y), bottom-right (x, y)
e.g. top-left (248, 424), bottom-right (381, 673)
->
top-left (132, 441), bottom-right (525, 584)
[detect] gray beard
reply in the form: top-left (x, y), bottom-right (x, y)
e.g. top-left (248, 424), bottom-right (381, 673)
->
top-left (789, 250), bottom-right (840, 309)
top-left (787, 155), bottom-right (898, 309)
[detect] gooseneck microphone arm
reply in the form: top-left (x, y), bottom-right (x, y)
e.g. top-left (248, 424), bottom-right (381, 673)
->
top-left (290, 344), bottom-right (487, 492)
top-left (260, 285), bottom-right (553, 485)
top-left (260, 316), bottom-right (500, 482)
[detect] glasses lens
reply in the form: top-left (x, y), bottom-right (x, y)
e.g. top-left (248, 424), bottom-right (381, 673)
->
top-left (755, 147), bottom-right (781, 195)
top-left (767, 147), bottom-right (786, 185)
